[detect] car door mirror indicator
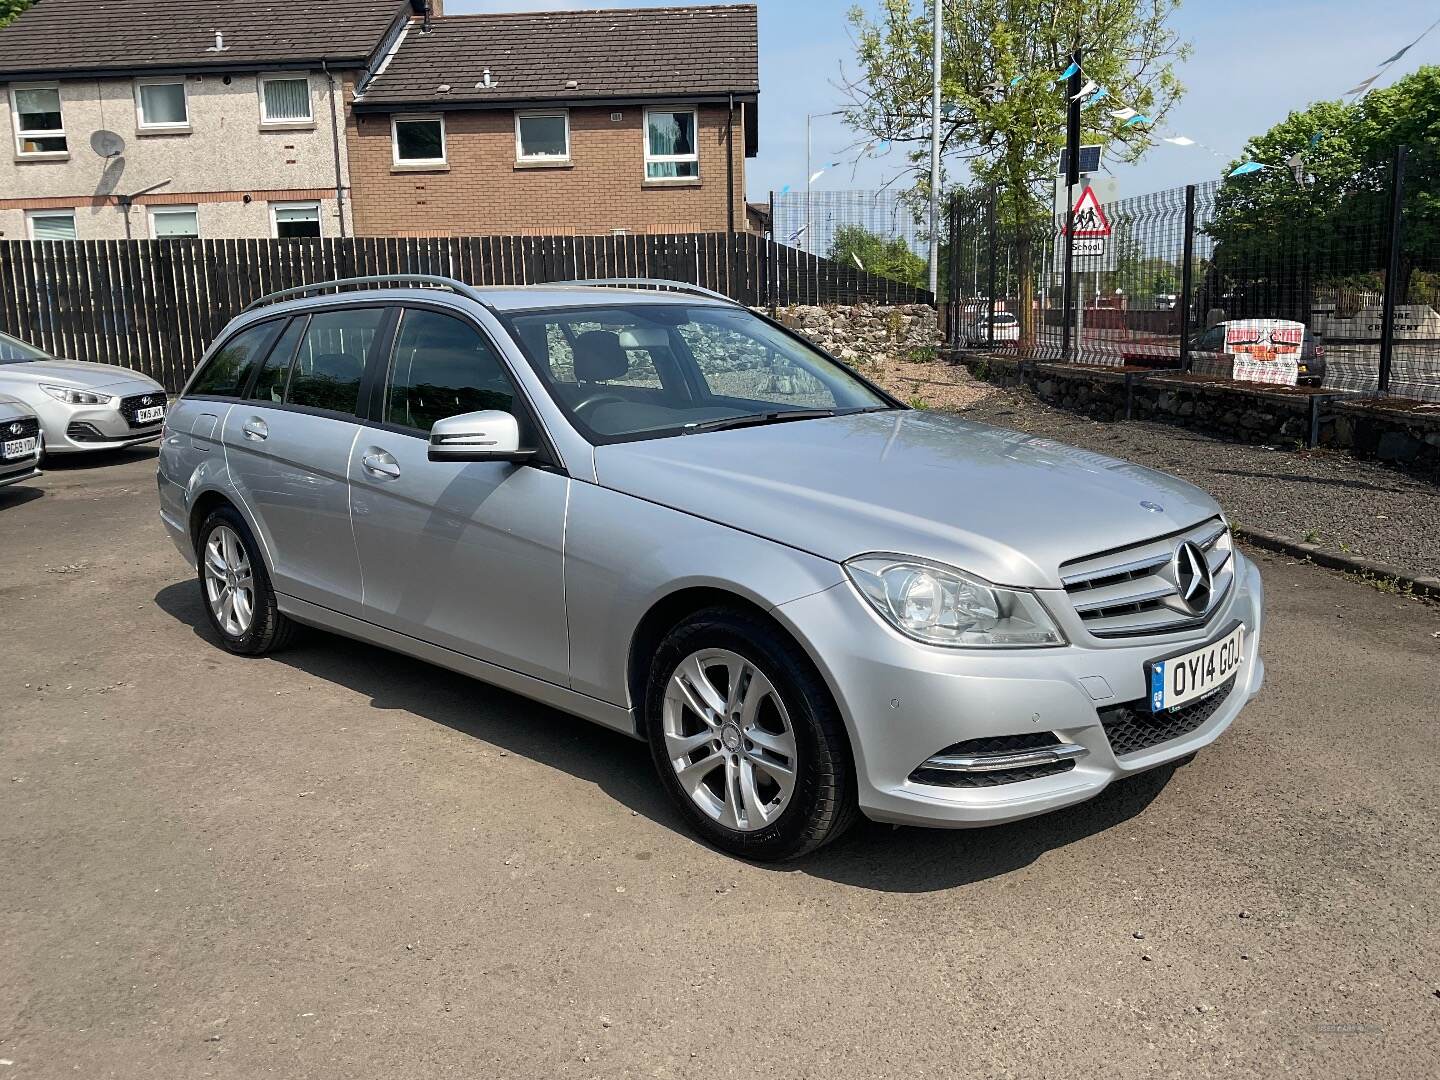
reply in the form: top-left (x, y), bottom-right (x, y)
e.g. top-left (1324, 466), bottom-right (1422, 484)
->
top-left (428, 410), bottom-right (534, 463)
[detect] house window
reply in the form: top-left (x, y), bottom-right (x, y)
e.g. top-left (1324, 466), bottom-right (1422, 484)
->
top-left (260, 74), bottom-right (313, 124)
top-left (515, 110), bottom-right (569, 163)
top-left (644, 107), bottom-right (698, 179)
top-left (11, 85), bottom-right (67, 156)
top-left (135, 78), bottom-right (189, 130)
top-left (26, 209), bottom-right (76, 241)
top-left (150, 205), bottom-right (200, 239)
top-left (392, 114), bottom-right (446, 165)
top-left (272, 202), bottom-right (321, 238)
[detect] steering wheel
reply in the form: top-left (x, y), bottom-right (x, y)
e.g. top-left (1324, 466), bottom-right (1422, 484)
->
top-left (572, 390), bottom-right (628, 415)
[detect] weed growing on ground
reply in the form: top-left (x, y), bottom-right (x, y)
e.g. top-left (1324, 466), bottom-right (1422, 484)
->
top-left (1303, 529), bottom-right (1320, 544)
top-left (909, 395), bottom-right (929, 410)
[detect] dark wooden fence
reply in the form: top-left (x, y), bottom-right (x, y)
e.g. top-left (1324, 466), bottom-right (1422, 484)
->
top-left (0, 232), bottom-right (933, 391)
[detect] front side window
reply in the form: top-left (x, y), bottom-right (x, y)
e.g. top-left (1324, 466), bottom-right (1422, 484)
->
top-left (188, 321), bottom-right (282, 397)
top-left (644, 108), bottom-right (697, 179)
top-left (260, 75), bottom-right (312, 124)
top-left (272, 202), bottom-right (321, 238)
top-left (504, 304), bottom-right (891, 442)
top-left (136, 79), bottom-right (189, 129)
top-left (393, 115), bottom-right (446, 165)
top-left (0, 330), bottom-right (51, 364)
top-left (151, 205), bottom-right (199, 239)
top-left (26, 210), bottom-right (75, 241)
top-left (515, 111), bottom-right (569, 162)
top-left (384, 309), bottom-right (519, 432)
top-left (12, 85), bottom-right (66, 155)
top-left (287, 307), bottom-right (386, 413)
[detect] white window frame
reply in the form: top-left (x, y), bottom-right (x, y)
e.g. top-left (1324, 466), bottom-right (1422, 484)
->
top-left (10, 82), bottom-right (68, 158)
top-left (270, 200), bottom-right (322, 239)
top-left (149, 204), bottom-right (200, 239)
top-left (391, 113), bottom-right (447, 167)
top-left (25, 208), bottom-right (77, 241)
top-left (642, 106), bottom-right (699, 180)
top-left (258, 72), bottom-right (314, 127)
top-left (514, 109), bottom-right (570, 164)
top-left (134, 76), bottom-right (190, 132)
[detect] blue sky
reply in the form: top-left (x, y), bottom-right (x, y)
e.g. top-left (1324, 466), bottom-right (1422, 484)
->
top-left (447, 0), bottom-right (1440, 200)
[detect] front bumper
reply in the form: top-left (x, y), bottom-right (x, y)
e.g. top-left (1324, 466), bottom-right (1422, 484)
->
top-left (0, 422), bottom-right (42, 487)
top-left (774, 551), bottom-right (1265, 828)
top-left (31, 390), bottom-right (166, 455)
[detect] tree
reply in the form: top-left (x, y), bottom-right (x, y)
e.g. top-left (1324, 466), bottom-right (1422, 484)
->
top-left (828, 224), bottom-right (928, 287)
top-left (843, 0), bottom-right (1189, 341)
top-left (0, 1), bottom-right (34, 30)
top-left (1206, 66), bottom-right (1440, 317)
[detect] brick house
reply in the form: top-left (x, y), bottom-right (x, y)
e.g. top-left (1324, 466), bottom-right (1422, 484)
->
top-left (0, 0), bottom-right (427, 241)
top-left (346, 4), bottom-right (759, 237)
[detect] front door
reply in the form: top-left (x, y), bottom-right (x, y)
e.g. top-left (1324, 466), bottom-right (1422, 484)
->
top-left (346, 305), bottom-right (570, 687)
top-left (220, 306), bottom-right (387, 615)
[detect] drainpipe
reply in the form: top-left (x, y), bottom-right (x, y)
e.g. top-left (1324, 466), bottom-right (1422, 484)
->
top-left (725, 93), bottom-right (736, 237)
top-left (323, 60), bottom-right (348, 238)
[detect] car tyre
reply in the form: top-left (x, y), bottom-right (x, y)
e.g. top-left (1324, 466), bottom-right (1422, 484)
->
top-left (645, 608), bottom-right (858, 861)
top-left (196, 505), bottom-right (299, 656)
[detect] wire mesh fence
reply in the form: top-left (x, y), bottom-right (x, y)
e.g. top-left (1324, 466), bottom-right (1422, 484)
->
top-left (948, 146), bottom-right (1440, 404)
top-left (771, 188), bottom-right (931, 280)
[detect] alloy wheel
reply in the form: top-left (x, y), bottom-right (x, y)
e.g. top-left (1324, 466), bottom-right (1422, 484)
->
top-left (203, 525), bottom-right (255, 637)
top-left (662, 648), bottom-right (798, 831)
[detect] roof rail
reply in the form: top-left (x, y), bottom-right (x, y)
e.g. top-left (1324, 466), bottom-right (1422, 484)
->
top-left (548, 277), bottom-right (739, 305)
top-left (242, 274), bottom-right (490, 314)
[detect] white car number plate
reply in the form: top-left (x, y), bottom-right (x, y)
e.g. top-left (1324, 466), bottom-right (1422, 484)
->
top-left (1147, 623), bottom-right (1244, 713)
top-left (136, 405), bottom-right (165, 425)
top-left (3, 436), bottom-right (37, 460)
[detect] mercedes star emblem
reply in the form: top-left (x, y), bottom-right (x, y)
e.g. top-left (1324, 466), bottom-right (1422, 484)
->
top-left (1174, 541), bottom-right (1213, 615)
top-left (1140, 500), bottom-right (1165, 514)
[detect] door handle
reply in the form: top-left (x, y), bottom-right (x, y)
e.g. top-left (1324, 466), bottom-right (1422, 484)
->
top-left (361, 448), bottom-right (401, 479)
top-left (241, 417), bottom-right (268, 442)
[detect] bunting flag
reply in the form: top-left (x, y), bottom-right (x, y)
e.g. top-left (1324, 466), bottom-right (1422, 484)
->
top-left (851, 254), bottom-right (864, 271)
top-left (1344, 74), bottom-right (1379, 97)
top-left (1163, 136), bottom-right (1196, 146)
top-left (1071, 79), bottom-right (1098, 100)
top-left (780, 184), bottom-right (790, 194)
top-left (1379, 44), bottom-right (1412, 66)
top-left (1085, 87), bottom-right (1109, 106)
top-left (1228, 161), bottom-right (1267, 177)
top-left (1056, 61), bottom-right (1080, 81)
top-left (1109, 106), bottom-right (1138, 120)
top-left (1123, 114), bottom-right (1152, 127)
top-left (1009, 75), bottom-right (1023, 87)
top-left (808, 170), bottom-right (824, 184)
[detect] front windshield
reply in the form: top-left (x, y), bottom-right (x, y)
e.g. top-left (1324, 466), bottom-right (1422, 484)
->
top-left (0, 331), bottom-right (51, 364)
top-left (502, 303), bottom-right (895, 442)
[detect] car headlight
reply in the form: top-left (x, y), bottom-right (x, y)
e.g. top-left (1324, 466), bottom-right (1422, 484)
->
top-left (39, 384), bottom-right (114, 406)
top-left (844, 554), bottom-right (1064, 648)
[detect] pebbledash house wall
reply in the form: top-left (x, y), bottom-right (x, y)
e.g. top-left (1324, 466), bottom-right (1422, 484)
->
top-left (347, 102), bottom-right (747, 237)
top-left (0, 71), bottom-right (357, 240)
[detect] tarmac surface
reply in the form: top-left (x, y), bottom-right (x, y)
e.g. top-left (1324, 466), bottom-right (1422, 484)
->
top-left (2, 449), bottom-right (1437, 1079)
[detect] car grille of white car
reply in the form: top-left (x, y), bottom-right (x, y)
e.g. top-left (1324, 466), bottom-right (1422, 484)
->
top-left (1060, 518), bottom-right (1234, 639)
top-left (119, 392), bottom-right (164, 429)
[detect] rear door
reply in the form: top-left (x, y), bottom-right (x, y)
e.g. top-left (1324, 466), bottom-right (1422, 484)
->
top-left (221, 304), bottom-right (389, 616)
top-left (346, 304), bottom-right (570, 686)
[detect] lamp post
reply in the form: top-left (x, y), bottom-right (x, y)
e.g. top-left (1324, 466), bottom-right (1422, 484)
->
top-left (804, 110), bottom-right (845, 255)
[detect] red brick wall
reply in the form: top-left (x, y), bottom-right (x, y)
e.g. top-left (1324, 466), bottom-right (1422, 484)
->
top-left (347, 102), bottom-right (747, 236)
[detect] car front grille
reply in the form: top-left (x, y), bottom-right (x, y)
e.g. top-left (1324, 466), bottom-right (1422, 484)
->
top-left (1060, 518), bottom-right (1234, 640)
top-left (119, 392), bottom-right (164, 429)
top-left (1099, 676), bottom-right (1237, 757)
top-left (909, 732), bottom-right (1077, 788)
top-left (2, 416), bottom-right (39, 442)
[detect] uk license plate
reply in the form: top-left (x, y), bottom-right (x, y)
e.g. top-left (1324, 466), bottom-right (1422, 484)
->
top-left (135, 405), bottom-right (165, 425)
top-left (1146, 623), bottom-right (1245, 713)
top-left (3, 436), bottom-right (37, 460)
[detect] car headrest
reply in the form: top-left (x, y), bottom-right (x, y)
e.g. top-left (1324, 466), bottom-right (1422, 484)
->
top-left (573, 330), bottom-right (628, 382)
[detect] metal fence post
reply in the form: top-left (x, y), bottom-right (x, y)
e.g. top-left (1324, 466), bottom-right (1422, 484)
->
top-left (1378, 144), bottom-right (1408, 395)
top-left (1179, 184), bottom-right (1197, 372)
top-left (768, 190), bottom-right (778, 317)
top-left (986, 189), bottom-right (998, 349)
top-left (1060, 46), bottom-right (1082, 363)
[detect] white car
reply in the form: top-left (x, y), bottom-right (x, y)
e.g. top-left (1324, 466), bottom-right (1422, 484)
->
top-left (0, 392), bottom-right (42, 488)
top-left (0, 330), bottom-right (168, 456)
top-left (963, 311), bottom-right (1020, 346)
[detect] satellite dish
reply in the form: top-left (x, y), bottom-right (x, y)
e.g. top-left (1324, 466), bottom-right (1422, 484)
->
top-left (91, 130), bottom-right (126, 158)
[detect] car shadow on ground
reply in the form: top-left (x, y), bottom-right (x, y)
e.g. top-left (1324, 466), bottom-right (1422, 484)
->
top-left (0, 485), bottom-right (44, 510)
top-left (40, 445), bottom-right (158, 471)
top-left (154, 579), bottom-right (1181, 894)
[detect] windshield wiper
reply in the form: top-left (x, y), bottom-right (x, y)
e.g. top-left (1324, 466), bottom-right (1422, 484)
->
top-left (683, 408), bottom-right (839, 434)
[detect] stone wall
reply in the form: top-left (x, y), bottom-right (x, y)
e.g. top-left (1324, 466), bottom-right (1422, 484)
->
top-left (775, 304), bottom-right (941, 367)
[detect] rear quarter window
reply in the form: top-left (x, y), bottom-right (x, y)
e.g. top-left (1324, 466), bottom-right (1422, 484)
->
top-left (187, 321), bottom-right (282, 397)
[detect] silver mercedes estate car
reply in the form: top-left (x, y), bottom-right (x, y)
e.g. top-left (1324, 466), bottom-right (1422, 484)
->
top-left (158, 276), bottom-right (1264, 861)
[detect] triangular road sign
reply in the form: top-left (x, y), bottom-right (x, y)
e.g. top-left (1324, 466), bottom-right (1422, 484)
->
top-left (1066, 185), bottom-right (1112, 237)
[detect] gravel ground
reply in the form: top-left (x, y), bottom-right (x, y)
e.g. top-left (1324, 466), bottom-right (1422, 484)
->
top-left (872, 361), bottom-right (1440, 581)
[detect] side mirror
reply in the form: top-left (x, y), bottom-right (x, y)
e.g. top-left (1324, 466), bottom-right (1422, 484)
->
top-left (428, 410), bottom-right (534, 463)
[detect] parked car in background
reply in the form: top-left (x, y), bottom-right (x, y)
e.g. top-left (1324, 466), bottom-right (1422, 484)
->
top-left (1188, 320), bottom-right (1327, 386)
top-left (963, 310), bottom-right (1020, 346)
top-left (0, 393), bottom-right (42, 488)
top-left (159, 276), bottom-right (1264, 861)
top-left (0, 331), bottom-right (168, 455)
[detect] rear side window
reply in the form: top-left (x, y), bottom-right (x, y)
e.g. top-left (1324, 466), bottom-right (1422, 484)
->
top-left (249, 317), bottom-right (306, 403)
top-left (287, 307), bottom-right (385, 414)
top-left (189, 321), bottom-right (280, 397)
top-left (385, 308), bottom-right (518, 432)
